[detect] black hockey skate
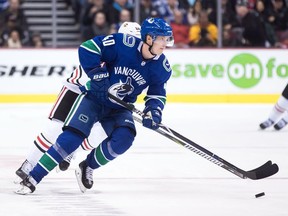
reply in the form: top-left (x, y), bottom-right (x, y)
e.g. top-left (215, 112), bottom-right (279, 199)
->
top-left (14, 160), bottom-right (33, 184)
top-left (58, 153), bottom-right (74, 171)
top-left (259, 119), bottom-right (274, 129)
top-left (16, 167), bottom-right (28, 181)
top-left (59, 160), bottom-right (70, 171)
top-left (75, 160), bottom-right (94, 193)
top-left (274, 118), bottom-right (288, 130)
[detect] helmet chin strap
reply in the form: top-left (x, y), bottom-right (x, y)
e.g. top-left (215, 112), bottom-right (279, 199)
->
top-left (148, 44), bottom-right (157, 57)
top-left (144, 35), bottom-right (157, 57)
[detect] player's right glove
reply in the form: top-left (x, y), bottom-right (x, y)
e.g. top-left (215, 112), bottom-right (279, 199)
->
top-left (80, 67), bottom-right (110, 104)
top-left (142, 106), bottom-right (162, 130)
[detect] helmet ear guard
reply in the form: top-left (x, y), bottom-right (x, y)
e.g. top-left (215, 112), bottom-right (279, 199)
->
top-left (141, 18), bottom-right (174, 47)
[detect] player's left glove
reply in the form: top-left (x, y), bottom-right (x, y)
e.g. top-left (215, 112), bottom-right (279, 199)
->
top-left (142, 106), bottom-right (162, 130)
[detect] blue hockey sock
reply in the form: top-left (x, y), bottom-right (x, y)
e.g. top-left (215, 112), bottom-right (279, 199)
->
top-left (86, 139), bottom-right (112, 169)
top-left (86, 127), bottom-right (134, 169)
top-left (29, 129), bottom-right (84, 184)
top-left (29, 145), bottom-right (62, 183)
top-left (56, 129), bottom-right (85, 156)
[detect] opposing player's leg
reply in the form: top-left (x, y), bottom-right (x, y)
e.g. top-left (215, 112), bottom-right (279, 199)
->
top-left (259, 90), bottom-right (288, 129)
top-left (16, 130), bottom-right (85, 195)
top-left (271, 84), bottom-right (288, 130)
top-left (15, 87), bottom-right (78, 182)
top-left (75, 109), bottom-right (136, 193)
top-left (15, 94), bottom-right (102, 194)
top-left (15, 119), bottom-right (63, 183)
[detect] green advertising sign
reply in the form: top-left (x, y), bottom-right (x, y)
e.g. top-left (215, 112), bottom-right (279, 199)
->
top-left (172, 53), bottom-right (288, 89)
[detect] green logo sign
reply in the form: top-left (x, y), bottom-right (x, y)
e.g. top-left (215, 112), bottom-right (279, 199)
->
top-left (227, 54), bottom-right (262, 88)
top-left (171, 53), bottom-right (288, 89)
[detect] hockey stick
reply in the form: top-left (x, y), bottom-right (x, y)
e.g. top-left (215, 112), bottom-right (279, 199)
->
top-left (109, 93), bottom-right (279, 180)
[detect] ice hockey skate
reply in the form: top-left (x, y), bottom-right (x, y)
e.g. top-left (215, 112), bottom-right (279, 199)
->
top-left (58, 153), bottom-right (74, 171)
top-left (274, 118), bottom-right (288, 130)
top-left (14, 159), bottom-right (33, 184)
top-left (75, 160), bottom-right (94, 193)
top-left (14, 177), bottom-right (36, 195)
top-left (259, 119), bottom-right (274, 129)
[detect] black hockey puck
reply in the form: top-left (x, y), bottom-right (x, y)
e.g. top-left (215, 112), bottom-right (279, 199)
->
top-left (255, 192), bottom-right (265, 198)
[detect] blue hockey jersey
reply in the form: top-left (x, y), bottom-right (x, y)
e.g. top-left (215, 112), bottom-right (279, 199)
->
top-left (78, 33), bottom-right (172, 110)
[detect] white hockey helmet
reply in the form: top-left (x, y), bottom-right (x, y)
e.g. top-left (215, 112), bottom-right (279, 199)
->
top-left (118, 22), bottom-right (141, 39)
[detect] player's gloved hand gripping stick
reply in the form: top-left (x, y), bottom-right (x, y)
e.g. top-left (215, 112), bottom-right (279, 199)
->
top-left (108, 93), bottom-right (279, 180)
top-left (142, 106), bottom-right (162, 130)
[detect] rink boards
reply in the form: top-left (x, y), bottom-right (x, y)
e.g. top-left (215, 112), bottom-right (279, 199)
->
top-left (0, 48), bottom-right (287, 103)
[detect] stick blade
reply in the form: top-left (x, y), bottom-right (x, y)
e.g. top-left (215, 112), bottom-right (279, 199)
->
top-left (246, 162), bottom-right (279, 180)
top-left (247, 160), bottom-right (272, 172)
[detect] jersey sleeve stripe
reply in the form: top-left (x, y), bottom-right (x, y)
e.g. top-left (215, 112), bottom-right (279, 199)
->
top-left (144, 95), bottom-right (166, 106)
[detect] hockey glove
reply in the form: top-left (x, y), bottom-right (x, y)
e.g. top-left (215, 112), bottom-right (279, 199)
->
top-left (82, 67), bottom-right (110, 104)
top-left (142, 106), bottom-right (162, 130)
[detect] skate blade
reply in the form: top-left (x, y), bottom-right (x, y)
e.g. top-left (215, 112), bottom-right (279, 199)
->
top-left (14, 185), bottom-right (32, 195)
top-left (75, 168), bottom-right (87, 193)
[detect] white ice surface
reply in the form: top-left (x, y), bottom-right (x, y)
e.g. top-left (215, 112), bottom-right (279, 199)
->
top-left (0, 103), bottom-right (287, 216)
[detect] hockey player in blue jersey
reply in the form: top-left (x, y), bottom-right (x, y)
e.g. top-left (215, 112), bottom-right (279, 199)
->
top-left (15, 17), bottom-right (174, 194)
top-left (14, 22), bottom-right (142, 184)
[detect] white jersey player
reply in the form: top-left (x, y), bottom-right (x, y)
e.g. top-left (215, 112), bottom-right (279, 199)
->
top-left (15, 22), bottom-right (142, 182)
top-left (259, 83), bottom-right (288, 130)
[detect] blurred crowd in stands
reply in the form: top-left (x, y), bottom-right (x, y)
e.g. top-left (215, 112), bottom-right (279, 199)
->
top-left (0, 0), bottom-right (44, 48)
top-left (1, 0), bottom-right (288, 48)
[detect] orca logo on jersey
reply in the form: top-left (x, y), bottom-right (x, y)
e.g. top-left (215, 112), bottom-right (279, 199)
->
top-left (109, 77), bottom-right (134, 99)
top-left (147, 18), bottom-right (154, 23)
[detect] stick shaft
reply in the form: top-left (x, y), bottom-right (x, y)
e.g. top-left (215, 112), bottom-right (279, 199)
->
top-left (108, 93), bottom-right (278, 180)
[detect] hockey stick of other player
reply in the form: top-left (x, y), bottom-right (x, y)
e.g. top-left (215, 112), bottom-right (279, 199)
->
top-left (108, 93), bottom-right (279, 180)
